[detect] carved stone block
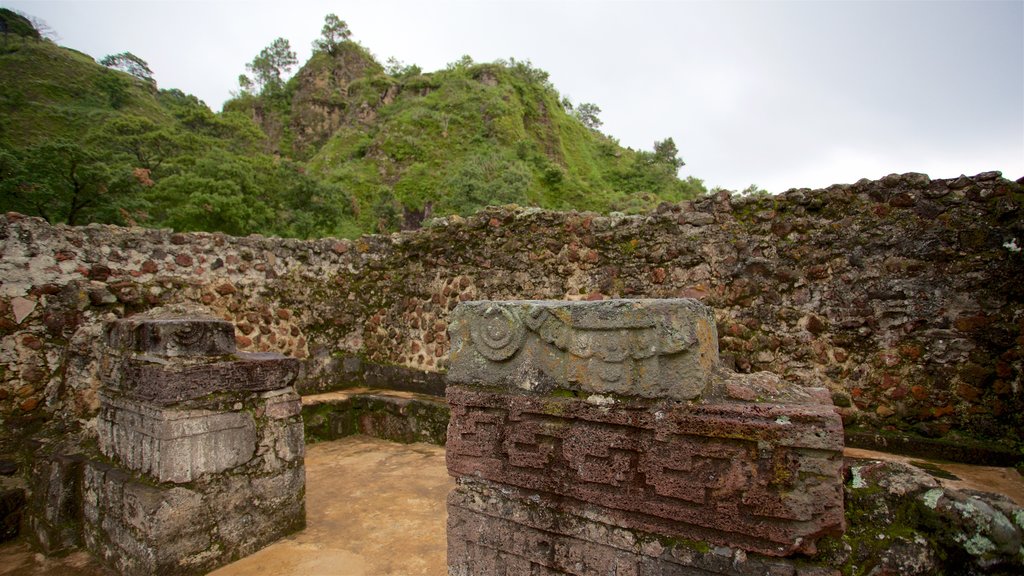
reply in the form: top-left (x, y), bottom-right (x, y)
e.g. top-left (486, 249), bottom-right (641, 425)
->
top-left (446, 385), bottom-right (844, 556)
top-left (105, 316), bottom-right (236, 357)
top-left (445, 298), bottom-right (845, 566)
top-left (82, 459), bottom-right (305, 576)
top-left (448, 480), bottom-right (818, 576)
top-left (109, 353), bottom-right (299, 405)
top-left (97, 391), bottom-right (258, 484)
top-left (448, 299), bottom-right (719, 401)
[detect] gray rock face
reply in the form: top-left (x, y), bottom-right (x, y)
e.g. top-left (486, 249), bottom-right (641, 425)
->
top-left (820, 460), bottom-right (1024, 575)
top-left (447, 299), bottom-right (719, 400)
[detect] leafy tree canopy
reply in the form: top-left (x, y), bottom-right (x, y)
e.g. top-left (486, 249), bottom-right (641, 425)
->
top-left (653, 137), bottom-right (684, 170)
top-left (575, 102), bottom-right (602, 129)
top-left (312, 14), bottom-right (351, 55)
top-left (243, 37), bottom-right (297, 95)
top-left (0, 140), bottom-right (135, 225)
top-left (100, 51), bottom-right (154, 84)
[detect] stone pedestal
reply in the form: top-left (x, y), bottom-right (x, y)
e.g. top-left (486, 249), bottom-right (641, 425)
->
top-left (445, 299), bottom-right (845, 575)
top-left (83, 311), bottom-right (305, 575)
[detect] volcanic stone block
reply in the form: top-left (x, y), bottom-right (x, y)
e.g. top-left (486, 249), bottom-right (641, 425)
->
top-left (82, 459), bottom-right (305, 576)
top-left (109, 352), bottom-right (300, 405)
top-left (448, 480), bottom-right (822, 576)
top-left (105, 316), bottom-right (236, 357)
top-left (445, 298), bottom-right (845, 566)
top-left (23, 310), bottom-right (307, 575)
top-left (97, 392), bottom-right (258, 483)
top-left (447, 385), bottom-right (844, 556)
top-left (25, 447), bottom-right (85, 553)
top-left (87, 384), bottom-right (305, 574)
top-left (448, 299), bottom-right (719, 401)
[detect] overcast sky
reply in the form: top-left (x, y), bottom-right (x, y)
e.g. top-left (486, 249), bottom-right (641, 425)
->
top-left (5, 0), bottom-right (1023, 192)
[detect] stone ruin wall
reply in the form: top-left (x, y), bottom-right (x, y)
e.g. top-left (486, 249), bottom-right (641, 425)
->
top-left (0, 171), bottom-right (1021, 451)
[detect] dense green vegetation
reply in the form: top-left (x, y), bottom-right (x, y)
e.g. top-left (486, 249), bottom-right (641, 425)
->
top-left (0, 12), bottom-right (705, 238)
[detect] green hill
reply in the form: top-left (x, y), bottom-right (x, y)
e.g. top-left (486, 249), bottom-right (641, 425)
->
top-left (1, 13), bottom-right (704, 238)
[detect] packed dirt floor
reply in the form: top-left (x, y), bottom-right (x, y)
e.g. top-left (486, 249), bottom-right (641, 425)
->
top-left (0, 436), bottom-right (1020, 575)
top-left (210, 436), bottom-right (452, 576)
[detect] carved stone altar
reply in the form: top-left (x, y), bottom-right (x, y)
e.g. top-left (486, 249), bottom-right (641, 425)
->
top-left (83, 309), bottom-right (306, 575)
top-left (445, 299), bottom-right (845, 574)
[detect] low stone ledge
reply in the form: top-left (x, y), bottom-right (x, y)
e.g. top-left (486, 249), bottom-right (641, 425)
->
top-left (302, 388), bottom-right (449, 445)
top-left (844, 429), bottom-right (1023, 468)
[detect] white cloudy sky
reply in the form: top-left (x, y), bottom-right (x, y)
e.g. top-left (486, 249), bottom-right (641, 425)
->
top-left (5, 0), bottom-right (1023, 192)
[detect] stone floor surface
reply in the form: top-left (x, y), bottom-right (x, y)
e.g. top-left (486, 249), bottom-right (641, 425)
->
top-left (0, 437), bottom-right (1020, 575)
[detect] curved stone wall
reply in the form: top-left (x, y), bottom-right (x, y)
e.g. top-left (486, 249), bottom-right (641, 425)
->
top-left (1, 171), bottom-right (1021, 451)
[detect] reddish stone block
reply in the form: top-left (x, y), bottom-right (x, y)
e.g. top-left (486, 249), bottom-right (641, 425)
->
top-left (445, 299), bottom-right (845, 568)
top-left (448, 480), bottom-right (822, 576)
top-left (111, 354), bottom-right (298, 405)
top-left (447, 385), bottom-right (844, 557)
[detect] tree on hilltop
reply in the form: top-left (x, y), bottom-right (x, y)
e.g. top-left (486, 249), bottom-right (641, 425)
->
top-left (100, 51), bottom-right (155, 85)
top-left (242, 37), bottom-right (297, 95)
top-left (653, 137), bottom-right (684, 170)
top-left (313, 14), bottom-right (351, 55)
top-left (0, 9), bottom-right (56, 42)
top-left (575, 102), bottom-right (603, 130)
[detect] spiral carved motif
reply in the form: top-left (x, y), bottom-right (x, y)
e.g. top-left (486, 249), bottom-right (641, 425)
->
top-left (470, 306), bottom-right (525, 361)
top-left (170, 322), bottom-right (208, 348)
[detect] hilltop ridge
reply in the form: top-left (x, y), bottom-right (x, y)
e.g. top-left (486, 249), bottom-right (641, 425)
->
top-left (0, 12), bottom-right (704, 237)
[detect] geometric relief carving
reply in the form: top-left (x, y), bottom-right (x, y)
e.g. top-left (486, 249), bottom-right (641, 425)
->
top-left (446, 384), bottom-right (845, 557)
top-left (445, 298), bottom-right (845, 566)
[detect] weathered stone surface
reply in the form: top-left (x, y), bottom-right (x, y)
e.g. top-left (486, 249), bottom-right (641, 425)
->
top-left (18, 310), bottom-right (306, 574)
top-left (447, 384), bottom-right (844, 556)
top-left (448, 299), bottom-right (719, 400)
top-left (25, 445), bottom-right (86, 554)
top-left (2, 171), bottom-right (1022, 458)
top-left (817, 460), bottom-right (1024, 575)
top-left (446, 298), bottom-right (845, 566)
top-left (11, 296), bottom-right (36, 324)
top-left (97, 391), bottom-right (258, 483)
top-left (82, 459), bottom-right (305, 576)
top-left (105, 315), bottom-right (236, 357)
top-left (448, 479), bottom-right (835, 576)
top-left (107, 353), bottom-right (299, 405)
